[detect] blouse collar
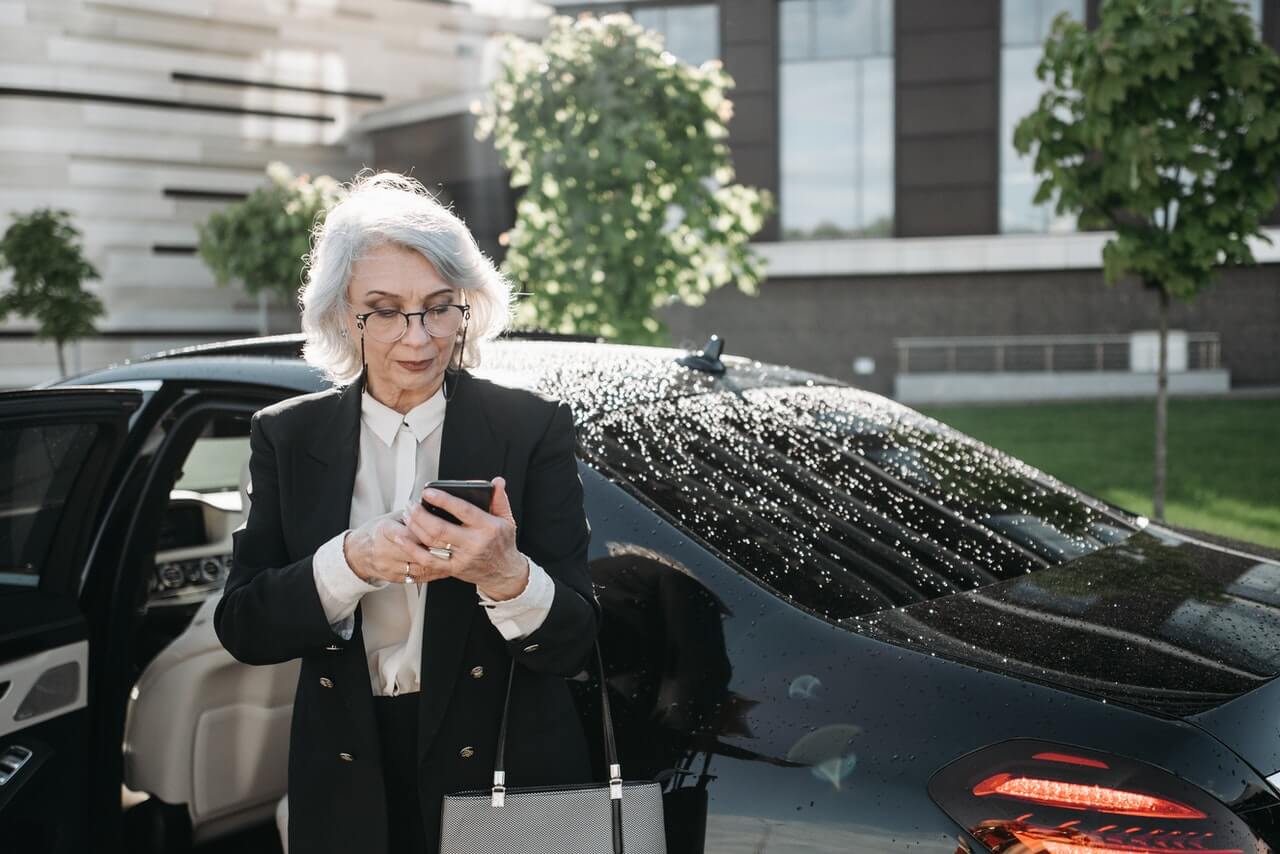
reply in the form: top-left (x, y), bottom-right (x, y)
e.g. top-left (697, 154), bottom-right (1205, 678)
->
top-left (360, 384), bottom-right (447, 447)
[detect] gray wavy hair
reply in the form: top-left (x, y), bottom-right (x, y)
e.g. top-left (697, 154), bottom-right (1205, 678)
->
top-left (299, 171), bottom-right (512, 385)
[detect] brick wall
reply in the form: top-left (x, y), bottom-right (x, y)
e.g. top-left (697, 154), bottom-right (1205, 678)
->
top-left (661, 265), bottom-right (1280, 395)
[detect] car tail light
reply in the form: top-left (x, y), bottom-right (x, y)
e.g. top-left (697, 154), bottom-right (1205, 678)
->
top-left (929, 740), bottom-right (1264, 853)
top-left (971, 773), bottom-right (1206, 819)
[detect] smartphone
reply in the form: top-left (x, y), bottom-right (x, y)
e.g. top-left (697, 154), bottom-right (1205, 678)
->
top-left (421, 479), bottom-right (495, 525)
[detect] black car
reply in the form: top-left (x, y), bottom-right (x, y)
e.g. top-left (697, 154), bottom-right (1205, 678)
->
top-left (3, 334), bottom-right (1279, 853)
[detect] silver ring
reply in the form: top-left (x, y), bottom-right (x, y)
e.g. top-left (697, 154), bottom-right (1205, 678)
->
top-left (428, 545), bottom-right (453, 561)
top-left (404, 561), bottom-right (413, 584)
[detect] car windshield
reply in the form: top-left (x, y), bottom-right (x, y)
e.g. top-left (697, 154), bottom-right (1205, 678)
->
top-left (579, 385), bottom-right (1137, 622)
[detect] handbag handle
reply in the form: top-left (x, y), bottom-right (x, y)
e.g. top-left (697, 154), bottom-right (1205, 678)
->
top-left (490, 643), bottom-right (626, 852)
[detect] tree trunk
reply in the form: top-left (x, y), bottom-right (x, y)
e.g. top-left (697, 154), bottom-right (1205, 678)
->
top-left (1153, 285), bottom-right (1169, 521)
top-left (55, 338), bottom-right (66, 378)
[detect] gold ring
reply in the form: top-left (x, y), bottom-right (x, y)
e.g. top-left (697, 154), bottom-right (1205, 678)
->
top-left (404, 561), bottom-right (413, 584)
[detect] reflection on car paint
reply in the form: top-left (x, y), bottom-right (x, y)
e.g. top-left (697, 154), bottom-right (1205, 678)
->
top-left (858, 530), bottom-right (1280, 714)
top-left (787, 674), bottom-right (822, 700)
top-left (784, 724), bottom-right (861, 790)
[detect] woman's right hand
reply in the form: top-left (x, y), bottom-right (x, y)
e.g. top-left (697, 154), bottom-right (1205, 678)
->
top-left (341, 510), bottom-right (431, 585)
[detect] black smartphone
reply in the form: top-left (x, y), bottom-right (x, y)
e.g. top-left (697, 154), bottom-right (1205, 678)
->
top-left (421, 479), bottom-right (495, 525)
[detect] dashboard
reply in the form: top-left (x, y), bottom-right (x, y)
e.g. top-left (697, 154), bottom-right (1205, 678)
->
top-left (148, 489), bottom-right (244, 607)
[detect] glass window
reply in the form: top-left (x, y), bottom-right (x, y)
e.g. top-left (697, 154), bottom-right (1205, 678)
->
top-left (999, 0), bottom-right (1084, 234)
top-left (147, 410), bottom-right (254, 604)
top-left (779, 0), bottom-right (894, 240)
top-left (174, 435), bottom-right (250, 493)
top-left (580, 386), bottom-right (1135, 623)
top-left (632, 4), bottom-right (719, 66)
top-left (0, 422), bottom-right (100, 587)
top-left (1242, 0), bottom-right (1263, 30)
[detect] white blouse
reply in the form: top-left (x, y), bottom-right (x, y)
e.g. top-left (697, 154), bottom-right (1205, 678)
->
top-left (311, 386), bottom-right (554, 697)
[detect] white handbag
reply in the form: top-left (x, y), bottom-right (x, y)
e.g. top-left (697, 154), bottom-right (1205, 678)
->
top-left (439, 645), bottom-right (667, 854)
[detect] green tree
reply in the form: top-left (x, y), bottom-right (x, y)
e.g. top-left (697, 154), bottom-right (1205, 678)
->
top-left (476, 13), bottom-right (773, 342)
top-left (197, 161), bottom-right (345, 334)
top-left (0, 209), bottom-right (103, 378)
top-left (1014, 0), bottom-right (1280, 520)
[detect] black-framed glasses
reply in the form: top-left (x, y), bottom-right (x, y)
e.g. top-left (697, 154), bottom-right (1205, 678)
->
top-left (355, 303), bottom-right (470, 343)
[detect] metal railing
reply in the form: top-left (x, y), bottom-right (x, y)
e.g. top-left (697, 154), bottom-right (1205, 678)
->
top-left (895, 333), bottom-right (1222, 375)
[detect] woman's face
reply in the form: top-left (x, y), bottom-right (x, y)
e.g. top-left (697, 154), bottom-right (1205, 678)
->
top-left (344, 242), bottom-right (462, 410)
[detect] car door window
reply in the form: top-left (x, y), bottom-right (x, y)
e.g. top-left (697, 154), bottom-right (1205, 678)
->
top-left (0, 421), bottom-right (104, 587)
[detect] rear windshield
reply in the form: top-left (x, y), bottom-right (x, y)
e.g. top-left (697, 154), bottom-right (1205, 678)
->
top-left (579, 386), bottom-right (1136, 622)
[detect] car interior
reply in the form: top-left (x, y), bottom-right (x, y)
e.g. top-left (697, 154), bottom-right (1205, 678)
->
top-left (119, 409), bottom-right (298, 851)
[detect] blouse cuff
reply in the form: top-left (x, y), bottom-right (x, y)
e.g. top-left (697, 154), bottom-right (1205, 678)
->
top-left (477, 555), bottom-right (555, 641)
top-left (313, 530), bottom-right (387, 639)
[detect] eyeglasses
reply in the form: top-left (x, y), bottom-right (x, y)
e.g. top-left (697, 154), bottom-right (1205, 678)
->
top-left (355, 304), bottom-right (470, 343)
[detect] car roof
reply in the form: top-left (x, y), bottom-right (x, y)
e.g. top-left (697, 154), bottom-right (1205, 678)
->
top-left (51, 334), bottom-right (841, 423)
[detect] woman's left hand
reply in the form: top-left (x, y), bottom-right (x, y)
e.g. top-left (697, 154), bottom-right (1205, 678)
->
top-left (397, 476), bottom-right (530, 600)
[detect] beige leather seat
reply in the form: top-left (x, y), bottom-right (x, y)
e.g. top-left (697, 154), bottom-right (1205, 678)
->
top-left (122, 459), bottom-right (300, 845)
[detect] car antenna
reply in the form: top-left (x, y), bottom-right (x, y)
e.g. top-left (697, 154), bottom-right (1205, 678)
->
top-left (676, 334), bottom-right (726, 375)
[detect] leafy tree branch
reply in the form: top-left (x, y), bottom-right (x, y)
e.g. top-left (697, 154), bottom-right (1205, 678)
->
top-left (0, 208), bottom-right (103, 377)
top-left (477, 13), bottom-right (773, 343)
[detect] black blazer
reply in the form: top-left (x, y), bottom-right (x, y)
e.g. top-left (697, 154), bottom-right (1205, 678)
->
top-left (214, 369), bottom-right (598, 854)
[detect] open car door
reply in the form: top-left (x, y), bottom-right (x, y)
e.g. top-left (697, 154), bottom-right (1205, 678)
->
top-left (0, 387), bottom-right (142, 852)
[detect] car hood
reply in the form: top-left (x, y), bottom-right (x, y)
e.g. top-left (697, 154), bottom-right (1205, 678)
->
top-left (852, 525), bottom-right (1280, 719)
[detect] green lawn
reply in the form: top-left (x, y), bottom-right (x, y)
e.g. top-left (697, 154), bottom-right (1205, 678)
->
top-left (918, 398), bottom-right (1280, 550)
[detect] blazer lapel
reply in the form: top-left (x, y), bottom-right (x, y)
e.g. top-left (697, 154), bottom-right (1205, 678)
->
top-left (418, 369), bottom-right (510, 760)
top-left (298, 368), bottom-right (364, 556)
top-left (296, 369), bottom-right (376, 733)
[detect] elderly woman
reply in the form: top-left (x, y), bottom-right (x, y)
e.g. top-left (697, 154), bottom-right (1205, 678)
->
top-left (214, 172), bottom-right (598, 854)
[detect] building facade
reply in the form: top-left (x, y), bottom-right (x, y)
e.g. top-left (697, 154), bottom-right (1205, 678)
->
top-left (3, 0), bottom-right (1277, 399)
top-left (0, 0), bottom-right (545, 386)
top-left (369, 0), bottom-right (1280, 401)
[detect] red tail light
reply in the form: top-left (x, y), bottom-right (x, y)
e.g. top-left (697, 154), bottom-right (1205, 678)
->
top-left (973, 772), bottom-right (1207, 819)
top-left (1030, 752), bottom-right (1110, 770)
top-left (928, 739), bottom-right (1260, 853)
